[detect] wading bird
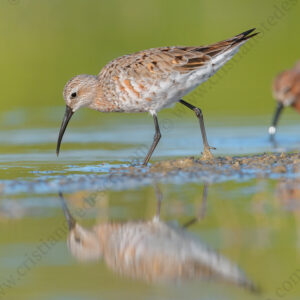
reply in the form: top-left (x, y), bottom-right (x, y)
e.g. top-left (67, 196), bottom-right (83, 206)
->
top-left (59, 187), bottom-right (256, 290)
top-left (269, 61), bottom-right (300, 137)
top-left (57, 29), bottom-right (258, 165)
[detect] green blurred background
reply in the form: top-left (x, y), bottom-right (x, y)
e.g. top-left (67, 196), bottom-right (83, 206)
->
top-left (1, 0), bottom-right (300, 129)
top-left (1, 2), bottom-right (300, 299)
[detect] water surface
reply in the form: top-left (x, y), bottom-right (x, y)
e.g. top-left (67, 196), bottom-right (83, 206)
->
top-left (1, 113), bottom-right (300, 300)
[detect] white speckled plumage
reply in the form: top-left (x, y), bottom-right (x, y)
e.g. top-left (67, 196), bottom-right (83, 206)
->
top-left (57, 29), bottom-right (258, 164)
top-left (60, 193), bottom-right (255, 289)
top-left (63, 29), bottom-right (258, 114)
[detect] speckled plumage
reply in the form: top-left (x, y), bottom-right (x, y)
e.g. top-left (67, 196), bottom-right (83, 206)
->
top-left (57, 29), bottom-right (258, 164)
top-left (60, 192), bottom-right (255, 289)
top-left (64, 29), bottom-right (257, 114)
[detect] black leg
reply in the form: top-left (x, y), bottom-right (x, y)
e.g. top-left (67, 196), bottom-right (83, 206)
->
top-left (179, 99), bottom-right (215, 159)
top-left (269, 102), bottom-right (284, 138)
top-left (143, 114), bottom-right (161, 166)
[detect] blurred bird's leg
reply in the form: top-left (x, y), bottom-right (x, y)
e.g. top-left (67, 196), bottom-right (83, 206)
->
top-left (179, 99), bottom-right (215, 160)
top-left (153, 183), bottom-right (163, 221)
top-left (182, 183), bottom-right (208, 228)
top-left (268, 102), bottom-right (283, 142)
top-left (269, 134), bottom-right (278, 149)
top-left (269, 102), bottom-right (284, 149)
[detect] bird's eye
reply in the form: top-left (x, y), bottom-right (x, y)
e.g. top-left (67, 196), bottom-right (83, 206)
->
top-left (71, 92), bottom-right (77, 98)
top-left (74, 235), bottom-right (81, 243)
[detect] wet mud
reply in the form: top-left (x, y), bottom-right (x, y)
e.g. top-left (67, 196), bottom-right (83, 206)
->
top-left (2, 152), bottom-right (300, 195)
top-left (116, 152), bottom-right (300, 178)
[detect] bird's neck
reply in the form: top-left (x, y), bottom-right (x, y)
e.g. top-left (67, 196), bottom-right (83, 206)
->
top-left (88, 85), bottom-right (115, 112)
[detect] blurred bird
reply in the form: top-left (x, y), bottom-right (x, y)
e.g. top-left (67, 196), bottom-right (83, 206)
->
top-left (57, 29), bottom-right (258, 165)
top-left (269, 61), bottom-right (300, 137)
top-left (59, 187), bottom-right (256, 291)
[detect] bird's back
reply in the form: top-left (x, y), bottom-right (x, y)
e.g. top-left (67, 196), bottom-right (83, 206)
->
top-left (98, 221), bottom-right (253, 288)
top-left (97, 29), bottom-right (257, 113)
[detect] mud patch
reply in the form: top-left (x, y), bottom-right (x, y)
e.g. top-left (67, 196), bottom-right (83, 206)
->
top-left (114, 152), bottom-right (300, 177)
top-left (2, 152), bottom-right (300, 195)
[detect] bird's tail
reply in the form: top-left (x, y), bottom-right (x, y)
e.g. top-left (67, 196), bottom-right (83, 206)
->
top-left (197, 28), bottom-right (259, 60)
top-left (229, 28), bottom-right (259, 47)
top-left (202, 28), bottom-right (258, 73)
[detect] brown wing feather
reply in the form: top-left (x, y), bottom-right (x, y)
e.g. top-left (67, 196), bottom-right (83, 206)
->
top-left (171, 28), bottom-right (258, 73)
top-left (99, 28), bottom-right (258, 79)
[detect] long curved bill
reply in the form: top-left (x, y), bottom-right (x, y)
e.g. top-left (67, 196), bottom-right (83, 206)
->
top-left (268, 102), bottom-right (284, 136)
top-left (59, 192), bottom-right (76, 230)
top-left (56, 106), bottom-right (74, 156)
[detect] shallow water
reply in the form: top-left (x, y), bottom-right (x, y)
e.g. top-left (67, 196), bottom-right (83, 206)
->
top-left (1, 0), bottom-right (300, 298)
top-left (1, 113), bottom-right (300, 300)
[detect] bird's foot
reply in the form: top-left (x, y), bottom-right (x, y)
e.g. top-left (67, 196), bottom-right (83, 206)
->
top-left (200, 146), bottom-right (215, 161)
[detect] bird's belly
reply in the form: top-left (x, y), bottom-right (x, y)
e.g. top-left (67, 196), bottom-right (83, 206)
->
top-left (150, 68), bottom-right (214, 112)
top-left (114, 65), bottom-right (214, 113)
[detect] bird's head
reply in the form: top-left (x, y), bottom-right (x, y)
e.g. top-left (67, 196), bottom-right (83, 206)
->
top-left (59, 192), bottom-right (103, 262)
top-left (63, 74), bottom-right (98, 112)
top-left (56, 74), bottom-right (98, 156)
top-left (272, 72), bottom-right (295, 107)
top-left (67, 223), bottom-right (103, 262)
top-left (269, 71), bottom-right (296, 137)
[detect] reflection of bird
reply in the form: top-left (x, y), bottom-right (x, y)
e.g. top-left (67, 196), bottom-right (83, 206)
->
top-left (269, 61), bottom-right (300, 137)
top-left (59, 188), bottom-right (256, 291)
top-left (56, 29), bottom-right (258, 165)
